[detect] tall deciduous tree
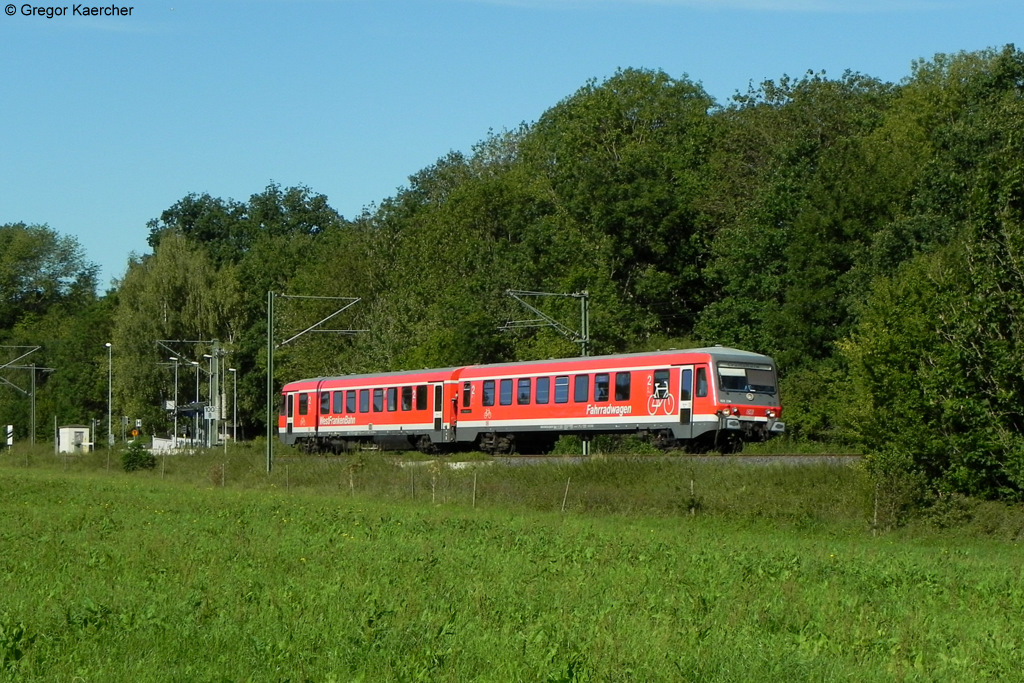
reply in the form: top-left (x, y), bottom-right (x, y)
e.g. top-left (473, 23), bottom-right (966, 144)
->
top-left (141, 184), bottom-right (350, 435)
top-left (0, 223), bottom-right (103, 439)
top-left (525, 68), bottom-right (716, 341)
top-left (697, 71), bottom-right (895, 365)
top-left (844, 45), bottom-right (1024, 499)
top-left (0, 223), bottom-right (97, 330)
top-left (113, 233), bottom-right (240, 432)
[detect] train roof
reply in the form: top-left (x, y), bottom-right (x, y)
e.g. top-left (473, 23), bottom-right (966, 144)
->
top-left (282, 347), bottom-right (774, 389)
top-left (689, 346), bottom-right (776, 364)
top-left (284, 366), bottom-right (458, 387)
top-left (456, 346), bottom-right (773, 372)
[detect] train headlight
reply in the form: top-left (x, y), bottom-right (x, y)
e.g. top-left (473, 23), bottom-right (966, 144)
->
top-left (766, 409), bottom-right (776, 418)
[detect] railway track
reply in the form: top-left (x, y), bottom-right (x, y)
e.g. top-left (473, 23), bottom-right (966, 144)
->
top-left (492, 453), bottom-right (861, 467)
top-left (285, 452), bottom-right (861, 468)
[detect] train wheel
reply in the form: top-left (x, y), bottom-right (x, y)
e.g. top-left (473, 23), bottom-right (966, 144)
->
top-left (682, 434), bottom-right (713, 454)
top-left (652, 430), bottom-right (678, 450)
top-left (715, 432), bottom-right (743, 454)
top-left (416, 435), bottom-right (437, 454)
top-left (499, 434), bottom-right (516, 455)
top-left (478, 433), bottom-right (516, 455)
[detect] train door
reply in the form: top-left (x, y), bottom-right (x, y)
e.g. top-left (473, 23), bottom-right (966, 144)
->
top-left (677, 365), bottom-right (693, 440)
top-left (691, 363), bottom-right (714, 423)
top-left (285, 392), bottom-right (294, 436)
top-left (432, 383), bottom-right (444, 432)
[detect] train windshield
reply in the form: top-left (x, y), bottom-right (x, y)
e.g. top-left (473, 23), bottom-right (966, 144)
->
top-left (716, 363), bottom-right (777, 394)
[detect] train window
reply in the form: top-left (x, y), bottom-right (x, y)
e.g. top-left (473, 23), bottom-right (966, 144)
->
top-left (536, 377), bottom-right (550, 404)
top-left (681, 369), bottom-right (692, 401)
top-left (384, 387), bottom-right (395, 411)
top-left (284, 394), bottom-right (291, 417)
top-left (401, 386), bottom-right (413, 411)
top-left (747, 368), bottom-right (775, 393)
top-left (717, 364), bottom-right (776, 394)
top-left (333, 391), bottom-right (344, 414)
top-left (463, 382), bottom-right (472, 408)
top-left (653, 369), bottom-right (670, 399)
top-left (696, 368), bottom-right (708, 398)
top-left (298, 393), bottom-right (309, 415)
top-left (718, 367), bottom-right (747, 391)
top-left (615, 372), bottom-right (630, 401)
top-left (359, 389), bottom-right (369, 413)
top-left (346, 390), bottom-right (357, 414)
top-left (574, 375), bottom-right (589, 403)
top-left (517, 378), bottom-right (531, 405)
top-left (554, 376), bottom-right (569, 403)
top-left (594, 373), bottom-right (609, 402)
top-left (482, 380), bottom-right (495, 407)
top-left (499, 379), bottom-right (513, 406)
top-left (417, 385), bottom-right (428, 410)
top-left (320, 392), bottom-right (331, 415)
top-left (372, 388), bottom-right (383, 412)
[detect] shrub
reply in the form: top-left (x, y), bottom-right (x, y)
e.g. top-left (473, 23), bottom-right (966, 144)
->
top-left (121, 439), bottom-right (156, 472)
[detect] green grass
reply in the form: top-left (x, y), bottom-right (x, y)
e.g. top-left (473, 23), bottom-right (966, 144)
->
top-left (1, 443), bottom-right (1024, 680)
top-left (11, 442), bottom-right (873, 528)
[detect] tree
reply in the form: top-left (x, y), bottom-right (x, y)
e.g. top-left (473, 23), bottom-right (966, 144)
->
top-left (112, 233), bottom-right (240, 433)
top-left (137, 184), bottom-right (350, 437)
top-left (0, 223), bottom-right (97, 331)
top-left (524, 68), bottom-right (716, 341)
top-left (696, 71), bottom-right (896, 366)
top-left (0, 224), bottom-right (102, 440)
top-left (843, 46), bottom-right (1024, 499)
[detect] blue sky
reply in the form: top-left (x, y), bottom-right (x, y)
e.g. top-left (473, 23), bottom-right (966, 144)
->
top-left (1, 0), bottom-right (1020, 288)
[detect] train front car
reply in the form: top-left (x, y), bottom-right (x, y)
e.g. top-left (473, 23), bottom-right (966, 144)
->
top-left (454, 347), bottom-right (784, 454)
top-left (702, 347), bottom-right (785, 451)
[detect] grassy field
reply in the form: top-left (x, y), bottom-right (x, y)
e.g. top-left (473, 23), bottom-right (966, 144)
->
top-left (2, 443), bottom-right (1023, 681)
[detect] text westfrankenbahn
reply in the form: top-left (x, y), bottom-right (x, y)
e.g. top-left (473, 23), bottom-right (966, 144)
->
top-left (21, 4), bottom-right (134, 17)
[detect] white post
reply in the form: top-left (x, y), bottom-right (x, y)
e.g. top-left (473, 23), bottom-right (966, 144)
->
top-left (105, 343), bottom-right (112, 448)
top-left (191, 361), bottom-right (200, 448)
top-left (229, 368), bottom-right (237, 442)
top-left (170, 357), bottom-right (179, 448)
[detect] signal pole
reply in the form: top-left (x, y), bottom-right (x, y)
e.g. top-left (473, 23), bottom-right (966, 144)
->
top-left (266, 292), bottom-right (362, 473)
top-left (502, 290), bottom-right (591, 454)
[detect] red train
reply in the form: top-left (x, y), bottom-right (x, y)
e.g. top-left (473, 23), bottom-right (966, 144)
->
top-left (278, 346), bottom-right (785, 454)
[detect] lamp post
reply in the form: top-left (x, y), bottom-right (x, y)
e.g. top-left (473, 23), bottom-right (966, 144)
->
top-left (105, 343), bottom-right (112, 448)
top-left (191, 361), bottom-right (200, 447)
top-left (229, 367), bottom-right (237, 443)
top-left (170, 357), bottom-right (179, 448)
top-left (203, 353), bottom-right (214, 447)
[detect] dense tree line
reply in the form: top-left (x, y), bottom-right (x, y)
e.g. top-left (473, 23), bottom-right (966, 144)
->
top-left (3, 45), bottom-right (1023, 501)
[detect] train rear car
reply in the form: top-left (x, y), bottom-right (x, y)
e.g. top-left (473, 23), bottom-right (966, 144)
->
top-left (278, 368), bottom-right (458, 452)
